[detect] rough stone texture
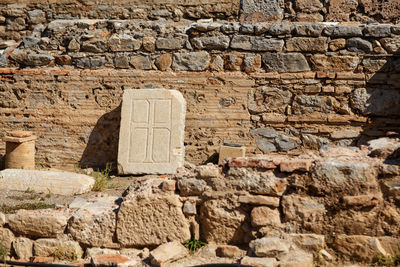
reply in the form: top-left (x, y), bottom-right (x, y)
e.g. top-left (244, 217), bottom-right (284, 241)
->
top-left (12, 237), bottom-right (33, 260)
top-left (172, 51), bottom-right (211, 71)
top-left (118, 89), bottom-right (186, 175)
top-left (286, 37), bottom-right (328, 52)
top-left (231, 36), bottom-right (283, 51)
top-left (200, 199), bottom-right (247, 244)
top-left (150, 241), bottom-right (188, 266)
top-left (241, 256), bottom-right (277, 266)
top-left (91, 254), bottom-right (139, 267)
top-left (250, 206), bottom-right (281, 227)
top-left (310, 55), bottom-right (360, 71)
top-left (0, 212), bottom-right (5, 226)
top-left (218, 145), bottom-right (246, 164)
top-left (262, 53), bottom-right (310, 72)
top-left (8, 208), bottom-right (72, 238)
top-left (68, 196), bottom-right (119, 248)
top-left (249, 237), bottom-right (290, 257)
top-left (240, 0), bottom-right (284, 22)
top-left (116, 193), bottom-right (190, 247)
top-left (0, 169), bottom-right (95, 195)
top-left (282, 195), bottom-right (326, 223)
top-left (0, 227), bottom-right (15, 254)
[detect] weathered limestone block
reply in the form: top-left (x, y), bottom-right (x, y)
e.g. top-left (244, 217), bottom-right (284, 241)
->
top-left (324, 25), bottom-right (363, 37)
top-left (346, 37), bottom-right (373, 53)
top-left (381, 37), bottom-right (400, 53)
top-left (12, 237), bottom-right (33, 260)
top-left (364, 24), bottom-right (392, 37)
top-left (118, 89), bottom-right (186, 175)
top-left (287, 234), bottom-right (325, 252)
top-left (249, 237), bottom-right (290, 257)
top-left (0, 228), bottom-right (15, 254)
top-left (8, 208), bottom-right (72, 238)
top-left (130, 55), bottom-right (152, 70)
top-left (0, 169), bottom-right (95, 195)
top-left (68, 196), bottom-right (119, 248)
top-left (294, 0), bottom-right (323, 13)
top-left (34, 237), bottom-right (83, 259)
top-left (238, 195), bottom-right (280, 207)
top-left (200, 199), bottom-right (247, 244)
top-left (216, 245), bottom-right (246, 258)
top-left (294, 23), bottom-right (325, 36)
top-left (292, 95), bottom-right (339, 114)
top-left (226, 167), bottom-right (287, 196)
top-left (150, 241), bottom-right (188, 266)
top-left (192, 36), bottom-right (230, 49)
top-left (172, 51), bottom-right (210, 71)
top-left (262, 53), bottom-right (310, 72)
top-left (218, 145), bottom-right (246, 165)
top-left (286, 37), bottom-right (328, 52)
top-left (230, 35), bottom-right (283, 51)
top-left (250, 206), bottom-right (281, 227)
top-left (108, 34), bottom-right (141, 52)
top-left (310, 55), bottom-right (360, 71)
top-left (116, 193), bottom-right (190, 247)
top-left (282, 195), bottom-right (326, 223)
top-left (241, 256), bottom-right (277, 266)
top-left (177, 178), bottom-right (207, 196)
top-left (312, 159), bottom-right (379, 196)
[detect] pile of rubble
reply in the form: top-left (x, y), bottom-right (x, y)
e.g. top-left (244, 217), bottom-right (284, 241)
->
top-left (1, 137), bottom-right (400, 266)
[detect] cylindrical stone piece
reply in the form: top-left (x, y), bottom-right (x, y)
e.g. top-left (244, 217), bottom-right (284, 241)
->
top-left (4, 130), bottom-right (37, 170)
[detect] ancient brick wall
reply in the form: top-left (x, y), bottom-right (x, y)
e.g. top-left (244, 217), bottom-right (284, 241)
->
top-left (0, 2), bottom-right (399, 169)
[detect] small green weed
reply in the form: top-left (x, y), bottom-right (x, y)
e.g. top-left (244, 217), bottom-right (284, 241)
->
top-left (184, 238), bottom-right (207, 254)
top-left (374, 253), bottom-right (400, 266)
top-left (0, 203), bottom-right (55, 214)
top-left (52, 246), bottom-right (78, 262)
top-left (92, 163), bottom-right (112, 192)
top-left (0, 242), bottom-right (6, 263)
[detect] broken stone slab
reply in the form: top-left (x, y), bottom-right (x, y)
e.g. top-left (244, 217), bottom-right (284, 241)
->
top-left (34, 236), bottom-right (83, 259)
top-left (68, 196), bottom-right (120, 248)
top-left (118, 89), bottom-right (186, 175)
top-left (0, 169), bottom-right (95, 195)
top-left (241, 256), bottom-right (277, 266)
top-left (150, 241), bottom-right (188, 266)
top-left (8, 208), bottom-right (72, 238)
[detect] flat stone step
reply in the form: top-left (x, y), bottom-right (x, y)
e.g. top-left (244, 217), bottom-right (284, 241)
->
top-left (0, 169), bottom-right (95, 195)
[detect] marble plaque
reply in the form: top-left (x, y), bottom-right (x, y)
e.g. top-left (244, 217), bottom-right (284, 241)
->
top-left (118, 89), bottom-right (186, 174)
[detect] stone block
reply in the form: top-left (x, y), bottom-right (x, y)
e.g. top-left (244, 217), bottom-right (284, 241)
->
top-left (241, 256), bottom-right (277, 266)
top-left (310, 55), bottom-right (360, 71)
top-left (8, 208), bottom-right (72, 238)
top-left (150, 241), bottom-right (188, 266)
top-left (240, 0), bottom-right (284, 22)
top-left (12, 237), bottom-right (33, 260)
top-left (238, 195), bottom-right (280, 207)
top-left (0, 228), bottom-right (15, 254)
top-left (156, 38), bottom-right (185, 50)
top-left (0, 169), bottom-right (95, 195)
top-left (286, 37), bottom-right (328, 52)
top-left (192, 36), bottom-right (230, 49)
top-left (34, 237), bottom-right (83, 259)
top-left (262, 53), bottom-right (310, 72)
top-left (155, 54), bottom-right (172, 71)
top-left (251, 206), bottom-right (281, 227)
top-left (108, 34), bottom-right (141, 52)
top-left (91, 254), bottom-right (138, 267)
top-left (282, 195), bottom-right (326, 223)
top-left (116, 193), bottom-right (190, 247)
top-left (249, 237), bottom-right (290, 257)
top-left (218, 145), bottom-right (246, 164)
top-left (230, 35), bottom-right (283, 51)
top-left (172, 51), bottom-right (210, 71)
top-left (216, 245), bottom-right (246, 258)
top-left (118, 89), bottom-right (186, 175)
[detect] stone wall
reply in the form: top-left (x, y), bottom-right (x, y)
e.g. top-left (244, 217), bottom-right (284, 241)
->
top-left (0, 18), bottom-right (400, 168)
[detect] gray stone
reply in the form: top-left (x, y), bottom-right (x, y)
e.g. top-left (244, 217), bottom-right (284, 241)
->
top-left (0, 169), bottom-right (95, 195)
top-left (192, 36), bottom-right (230, 50)
top-left (292, 95), bottom-right (337, 114)
top-left (241, 0), bottom-right (284, 21)
top-left (226, 168), bottom-right (287, 196)
top-left (324, 25), bottom-right (363, 37)
top-left (21, 53), bottom-right (54, 66)
top-left (251, 128), bottom-right (279, 139)
top-left (351, 88), bottom-right (400, 116)
top-left (311, 159), bottom-right (379, 196)
top-left (108, 34), bottom-right (141, 52)
top-left (364, 24), bottom-right (391, 37)
top-left (68, 39), bottom-right (80, 52)
top-left (172, 51), bottom-right (210, 71)
top-left (346, 37), bottom-right (373, 53)
top-left (82, 40), bottom-right (107, 53)
top-left (118, 89), bottom-right (186, 175)
top-left (220, 23), bottom-right (240, 34)
top-left (114, 55), bottom-right (130, 69)
top-left (27, 10), bottom-right (45, 24)
top-left (286, 37), bottom-right (328, 52)
top-left (268, 22), bottom-right (294, 35)
top-left (262, 53), bottom-right (310, 72)
top-left (156, 37), bottom-right (185, 50)
top-left (183, 201), bottom-right (197, 215)
top-left (249, 237), bottom-right (290, 257)
top-left (230, 35), bottom-right (283, 52)
top-left (294, 23), bottom-right (325, 37)
top-left (368, 137), bottom-right (400, 158)
top-left (240, 24), bottom-right (254, 34)
top-left (392, 25), bottom-right (400, 35)
top-left (22, 36), bottom-right (40, 48)
top-left (177, 178), bottom-right (207, 196)
top-left (248, 86), bottom-right (291, 113)
top-left (275, 135), bottom-right (298, 152)
top-left (6, 17), bottom-right (25, 31)
top-left (255, 139), bottom-right (277, 152)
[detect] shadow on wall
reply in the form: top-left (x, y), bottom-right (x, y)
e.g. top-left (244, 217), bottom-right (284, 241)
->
top-left (358, 47), bottom-right (400, 147)
top-left (79, 104), bottom-right (121, 171)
